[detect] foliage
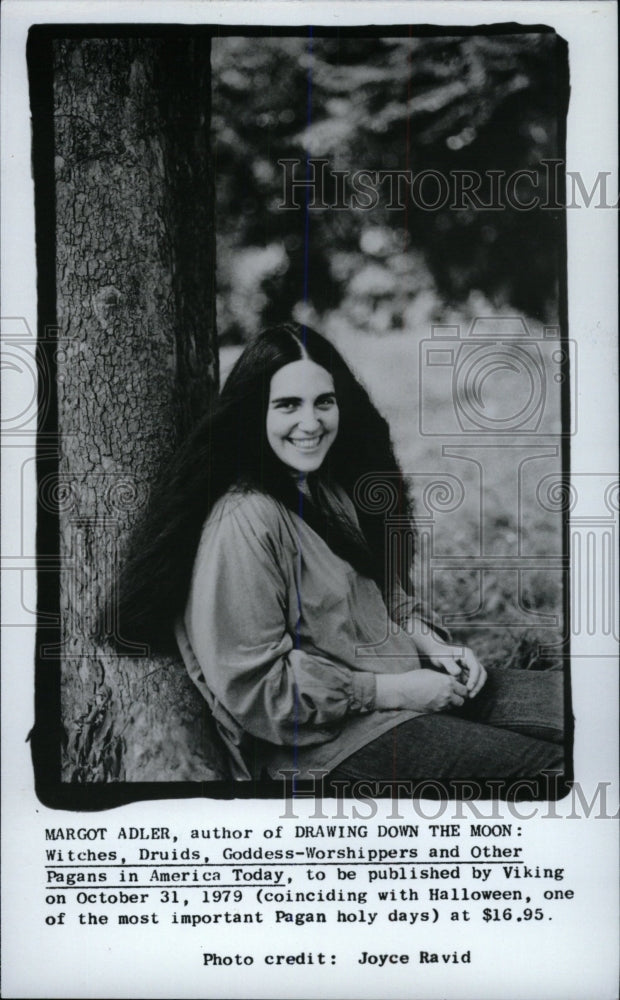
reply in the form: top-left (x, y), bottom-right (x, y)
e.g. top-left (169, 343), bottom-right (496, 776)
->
top-left (212, 30), bottom-right (566, 341)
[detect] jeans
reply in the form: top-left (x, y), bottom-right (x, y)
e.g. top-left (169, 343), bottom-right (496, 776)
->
top-left (327, 668), bottom-right (565, 784)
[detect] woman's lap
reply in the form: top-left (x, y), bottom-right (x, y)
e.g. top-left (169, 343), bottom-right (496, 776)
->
top-left (453, 665), bottom-right (564, 743)
top-left (328, 668), bottom-right (565, 782)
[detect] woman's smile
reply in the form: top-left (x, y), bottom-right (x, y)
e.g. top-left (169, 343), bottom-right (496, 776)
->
top-left (287, 433), bottom-right (324, 450)
top-left (267, 359), bottom-right (339, 474)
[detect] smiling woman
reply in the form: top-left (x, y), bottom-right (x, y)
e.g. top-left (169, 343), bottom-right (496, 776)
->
top-left (110, 322), bottom-right (564, 791)
top-left (266, 360), bottom-right (339, 475)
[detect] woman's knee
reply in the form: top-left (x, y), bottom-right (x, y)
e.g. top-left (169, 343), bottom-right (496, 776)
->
top-left (464, 666), bottom-right (565, 742)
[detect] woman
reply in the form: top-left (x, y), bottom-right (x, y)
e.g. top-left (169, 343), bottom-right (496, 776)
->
top-left (115, 322), bottom-right (564, 787)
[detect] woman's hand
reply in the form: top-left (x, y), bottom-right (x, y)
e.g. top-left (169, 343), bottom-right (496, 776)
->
top-left (411, 627), bottom-right (487, 699)
top-left (429, 644), bottom-right (487, 699)
top-left (375, 669), bottom-right (469, 713)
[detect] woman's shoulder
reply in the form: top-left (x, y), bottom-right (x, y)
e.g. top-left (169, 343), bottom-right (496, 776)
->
top-left (190, 488), bottom-right (292, 585)
top-left (206, 487), bottom-right (288, 540)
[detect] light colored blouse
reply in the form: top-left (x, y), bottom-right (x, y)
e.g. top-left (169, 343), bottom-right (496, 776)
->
top-left (175, 485), bottom-right (427, 780)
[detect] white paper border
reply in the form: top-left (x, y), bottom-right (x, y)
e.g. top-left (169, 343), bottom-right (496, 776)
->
top-left (2, 3), bottom-right (618, 998)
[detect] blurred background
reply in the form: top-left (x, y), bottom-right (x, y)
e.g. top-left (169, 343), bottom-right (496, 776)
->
top-left (211, 31), bottom-right (568, 671)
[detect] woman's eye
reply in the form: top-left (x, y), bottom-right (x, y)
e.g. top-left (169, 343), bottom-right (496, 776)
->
top-left (317, 397), bottom-right (336, 410)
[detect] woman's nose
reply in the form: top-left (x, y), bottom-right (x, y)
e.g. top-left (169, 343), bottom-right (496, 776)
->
top-left (297, 405), bottom-right (321, 431)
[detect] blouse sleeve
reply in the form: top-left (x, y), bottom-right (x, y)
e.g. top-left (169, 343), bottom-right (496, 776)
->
top-left (185, 493), bottom-right (377, 747)
top-left (387, 580), bottom-right (452, 642)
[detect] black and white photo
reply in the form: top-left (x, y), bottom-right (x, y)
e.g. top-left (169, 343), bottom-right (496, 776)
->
top-left (1, 3), bottom-right (617, 999)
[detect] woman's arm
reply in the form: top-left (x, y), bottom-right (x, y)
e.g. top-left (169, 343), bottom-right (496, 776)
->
top-left (375, 669), bottom-right (468, 711)
top-left (187, 494), bottom-right (476, 744)
top-left (186, 494), bottom-right (378, 747)
top-left (388, 580), bottom-right (487, 699)
top-left (407, 615), bottom-right (487, 698)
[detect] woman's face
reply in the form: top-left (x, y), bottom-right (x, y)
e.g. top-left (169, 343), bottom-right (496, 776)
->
top-left (266, 359), bottom-right (339, 474)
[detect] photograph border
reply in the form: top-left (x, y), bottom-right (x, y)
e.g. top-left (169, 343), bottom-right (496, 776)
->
top-left (27, 20), bottom-right (574, 810)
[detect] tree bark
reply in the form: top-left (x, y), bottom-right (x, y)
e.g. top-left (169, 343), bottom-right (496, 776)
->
top-left (53, 36), bottom-right (227, 781)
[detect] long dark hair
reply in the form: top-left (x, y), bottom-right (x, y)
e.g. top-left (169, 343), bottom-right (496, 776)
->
top-left (109, 323), bottom-right (415, 652)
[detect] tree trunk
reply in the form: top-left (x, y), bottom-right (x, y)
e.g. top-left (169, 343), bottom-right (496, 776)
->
top-left (52, 36), bottom-right (228, 781)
